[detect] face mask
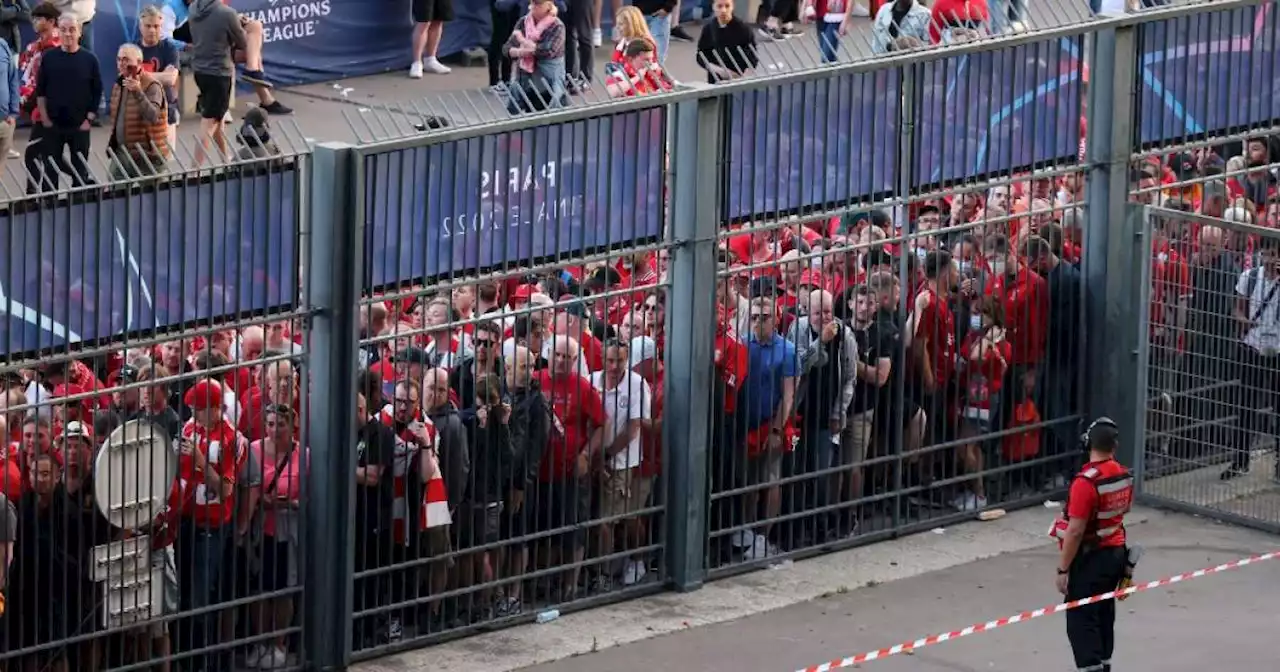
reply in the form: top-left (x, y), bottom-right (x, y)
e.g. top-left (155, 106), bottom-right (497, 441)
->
top-left (990, 259), bottom-right (1008, 276)
top-left (969, 314), bottom-right (983, 331)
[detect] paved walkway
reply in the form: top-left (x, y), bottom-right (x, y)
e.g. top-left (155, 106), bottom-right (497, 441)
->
top-left (519, 510), bottom-right (1279, 672)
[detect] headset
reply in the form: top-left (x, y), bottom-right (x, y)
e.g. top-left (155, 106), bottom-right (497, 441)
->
top-left (1080, 416), bottom-right (1118, 449)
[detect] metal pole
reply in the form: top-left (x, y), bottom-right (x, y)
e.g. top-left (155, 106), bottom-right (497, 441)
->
top-left (890, 63), bottom-right (916, 534)
top-left (663, 94), bottom-right (722, 592)
top-left (1082, 22), bottom-right (1141, 467)
top-left (303, 141), bottom-right (363, 671)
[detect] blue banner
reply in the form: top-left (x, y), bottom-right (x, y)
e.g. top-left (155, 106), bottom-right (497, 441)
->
top-left (724, 70), bottom-right (899, 222)
top-left (364, 108), bottom-right (666, 287)
top-left (913, 36), bottom-right (1084, 187)
top-left (1, 170), bottom-right (300, 356)
top-left (1137, 3), bottom-right (1280, 145)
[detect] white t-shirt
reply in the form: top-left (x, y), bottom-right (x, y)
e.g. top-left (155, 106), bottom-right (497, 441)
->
top-left (1237, 268), bottom-right (1280, 354)
top-left (590, 371), bottom-right (651, 471)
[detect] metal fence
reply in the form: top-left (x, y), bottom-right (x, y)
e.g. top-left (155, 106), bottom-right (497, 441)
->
top-left (1, 1), bottom-right (1278, 671)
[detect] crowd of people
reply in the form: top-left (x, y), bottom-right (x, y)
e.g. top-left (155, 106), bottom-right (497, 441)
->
top-left (0, 0), bottom-right (291, 194)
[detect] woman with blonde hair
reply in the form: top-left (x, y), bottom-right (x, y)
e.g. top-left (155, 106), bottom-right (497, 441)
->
top-left (611, 6), bottom-right (676, 86)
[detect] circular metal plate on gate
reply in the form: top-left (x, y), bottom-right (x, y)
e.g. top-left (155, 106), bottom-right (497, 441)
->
top-left (93, 420), bottom-right (177, 530)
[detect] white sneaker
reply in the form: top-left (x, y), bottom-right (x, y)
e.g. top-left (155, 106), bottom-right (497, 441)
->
top-left (731, 529), bottom-right (755, 548)
top-left (744, 534), bottom-right (779, 561)
top-left (591, 28), bottom-right (603, 47)
top-left (6, 149), bottom-right (19, 159)
top-left (954, 493), bottom-right (988, 512)
top-left (244, 645), bottom-right (267, 668)
top-left (422, 57), bottom-right (452, 74)
top-left (409, 61), bottom-right (424, 78)
top-left (622, 559), bottom-right (648, 586)
top-left (259, 646), bottom-right (288, 669)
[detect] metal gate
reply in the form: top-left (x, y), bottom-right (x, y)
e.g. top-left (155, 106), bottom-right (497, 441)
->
top-left (1136, 204), bottom-right (1280, 534)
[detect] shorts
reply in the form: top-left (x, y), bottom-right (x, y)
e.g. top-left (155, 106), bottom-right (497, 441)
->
top-left (193, 73), bottom-right (233, 121)
top-left (598, 468), bottom-right (653, 519)
top-left (260, 537), bottom-right (297, 593)
top-left (419, 527), bottom-right (453, 564)
top-left (531, 478), bottom-right (590, 552)
top-left (139, 547), bottom-right (180, 638)
top-left (500, 490), bottom-right (530, 539)
top-left (841, 409), bottom-right (876, 466)
top-left (412, 0), bottom-right (455, 23)
top-left (747, 449), bottom-right (783, 484)
top-left (452, 501), bottom-right (503, 549)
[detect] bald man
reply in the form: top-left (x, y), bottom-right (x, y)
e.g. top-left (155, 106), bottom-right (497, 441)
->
top-left (786, 288), bottom-right (858, 542)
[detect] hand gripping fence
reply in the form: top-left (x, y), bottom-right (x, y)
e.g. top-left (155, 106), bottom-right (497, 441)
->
top-left (794, 550), bottom-right (1280, 672)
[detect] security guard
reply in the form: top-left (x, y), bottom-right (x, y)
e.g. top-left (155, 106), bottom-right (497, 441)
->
top-left (1049, 417), bottom-right (1135, 672)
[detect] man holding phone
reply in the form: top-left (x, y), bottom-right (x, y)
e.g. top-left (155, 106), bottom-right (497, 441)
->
top-left (108, 42), bottom-right (169, 177)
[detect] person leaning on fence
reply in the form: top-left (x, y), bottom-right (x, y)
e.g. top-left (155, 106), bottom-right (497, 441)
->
top-left (108, 43), bottom-right (170, 178)
top-left (504, 0), bottom-right (567, 114)
top-left (605, 39), bottom-right (670, 98)
top-left (870, 0), bottom-right (930, 53)
top-left (27, 14), bottom-right (99, 193)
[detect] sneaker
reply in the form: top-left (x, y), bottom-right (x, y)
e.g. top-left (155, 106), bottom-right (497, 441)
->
top-left (259, 647), bottom-right (288, 669)
top-left (244, 645), bottom-right (266, 668)
top-left (756, 25), bottom-right (780, 41)
top-left (387, 617), bottom-right (403, 642)
top-left (422, 57), bottom-right (452, 74)
top-left (744, 534), bottom-right (781, 561)
top-left (622, 559), bottom-right (648, 586)
top-left (409, 61), bottom-right (424, 78)
top-left (241, 69), bottom-right (273, 88)
top-left (671, 25), bottom-right (695, 42)
top-left (589, 574), bottom-right (614, 594)
top-left (591, 28), bottom-right (603, 47)
top-left (780, 23), bottom-right (804, 36)
top-left (6, 149), bottom-right (19, 159)
top-left (1220, 466), bottom-right (1248, 481)
top-left (731, 529), bottom-right (755, 548)
top-left (954, 493), bottom-right (989, 512)
top-left (493, 595), bottom-right (523, 617)
top-left (261, 101), bottom-right (293, 115)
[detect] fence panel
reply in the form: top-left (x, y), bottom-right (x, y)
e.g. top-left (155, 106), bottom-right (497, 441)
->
top-left (1136, 202), bottom-right (1280, 534)
top-left (348, 104), bottom-right (673, 658)
top-left (0, 147), bottom-right (315, 672)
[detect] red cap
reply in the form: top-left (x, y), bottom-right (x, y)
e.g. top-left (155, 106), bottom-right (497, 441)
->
top-left (510, 284), bottom-right (538, 303)
top-left (184, 380), bottom-right (224, 411)
top-left (51, 383), bottom-right (94, 416)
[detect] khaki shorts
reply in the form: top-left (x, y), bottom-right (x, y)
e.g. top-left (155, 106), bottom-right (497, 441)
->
top-left (600, 468), bottom-right (654, 519)
top-left (748, 450), bottom-right (784, 484)
top-left (841, 409), bottom-right (876, 466)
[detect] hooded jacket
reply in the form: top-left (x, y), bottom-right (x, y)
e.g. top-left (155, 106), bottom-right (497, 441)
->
top-left (426, 404), bottom-right (471, 511)
top-left (186, 0), bottom-right (245, 77)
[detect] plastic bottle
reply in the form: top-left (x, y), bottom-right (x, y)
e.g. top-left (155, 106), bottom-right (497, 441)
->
top-left (535, 609), bottom-right (561, 624)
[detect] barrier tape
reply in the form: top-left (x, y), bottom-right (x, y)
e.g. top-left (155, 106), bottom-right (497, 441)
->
top-left (796, 550), bottom-right (1279, 672)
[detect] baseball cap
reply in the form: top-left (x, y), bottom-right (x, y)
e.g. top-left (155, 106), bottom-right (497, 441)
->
top-left (57, 420), bottom-right (94, 444)
top-left (184, 380), bottom-right (225, 411)
top-left (628, 336), bottom-right (659, 369)
top-left (510, 284), bottom-right (539, 303)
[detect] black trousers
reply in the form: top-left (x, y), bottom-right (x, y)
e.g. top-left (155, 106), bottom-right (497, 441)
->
top-left (488, 4), bottom-right (520, 86)
top-left (562, 0), bottom-right (594, 81)
top-left (1065, 545), bottom-right (1126, 671)
top-left (1228, 343), bottom-right (1280, 472)
top-left (24, 124), bottom-right (94, 194)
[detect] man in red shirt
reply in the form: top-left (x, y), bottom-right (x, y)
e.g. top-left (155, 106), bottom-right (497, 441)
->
top-left (605, 39), bottom-right (672, 98)
top-left (983, 233), bottom-right (1049, 418)
top-left (534, 336), bottom-right (607, 600)
top-left (177, 379), bottom-right (248, 661)
top-left (909, 250), bottom-right (959, 452)
top-left (554, 302), bottom-right (604, 373)
top-left (1053, 417), bottom-right (1133, 672)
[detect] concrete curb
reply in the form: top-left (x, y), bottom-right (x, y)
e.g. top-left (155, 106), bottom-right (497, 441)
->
top-left (354, 504), bottom-right (1154, 672)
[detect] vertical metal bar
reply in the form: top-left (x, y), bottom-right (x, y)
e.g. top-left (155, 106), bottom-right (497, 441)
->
top-left (1083, 23), bottom-right (1140, 467)
top-left (889, 62), bottom-right (917, 534)
top-left (303, 142), bottom-right (362, 671)
top-left (1132, 206), bottom-right (1155, 495)
top-left (664, 96), bottom-right (721, 592)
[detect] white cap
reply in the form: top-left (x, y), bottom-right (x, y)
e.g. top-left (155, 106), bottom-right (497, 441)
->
top-left (628, 336), bottom-right (658, 369)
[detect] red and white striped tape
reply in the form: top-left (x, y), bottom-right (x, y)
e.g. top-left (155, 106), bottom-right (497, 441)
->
top-left (796, 550), bottom-right (1279, 672)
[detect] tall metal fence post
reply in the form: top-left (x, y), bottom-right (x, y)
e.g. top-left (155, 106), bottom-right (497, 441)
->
top-left (664, 93), bottom-right (723, 592)
top-left (1083, 22), bottom-right (1142, 469)
top-left (891, 63), bottom-right (918, 533)
top-left (303, 141), bottom-right (363, 671)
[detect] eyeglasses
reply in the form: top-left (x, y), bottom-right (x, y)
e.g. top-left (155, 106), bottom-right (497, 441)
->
top-left (474, 338), bottom-right (493, 347)
top-left (749, 313), bottom-right (772, 322)
top-left (393, 398), bottom-right (415, 405)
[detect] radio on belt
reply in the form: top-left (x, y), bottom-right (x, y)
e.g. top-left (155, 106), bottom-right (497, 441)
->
top-left (91, 420), bottom-right (179, 629)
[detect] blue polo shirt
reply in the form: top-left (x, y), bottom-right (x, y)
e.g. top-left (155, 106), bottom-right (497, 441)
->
top-left (742, 333), bottom-right (799, 429)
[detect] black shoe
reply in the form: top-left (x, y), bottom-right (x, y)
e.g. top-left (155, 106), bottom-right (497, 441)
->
top-left (670, 25), bottom-right (694, 42)
top-left (261, 100), bottom-right (293, 115)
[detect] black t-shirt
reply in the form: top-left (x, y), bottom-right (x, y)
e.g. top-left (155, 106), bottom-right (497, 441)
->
top-left (866, 309), bottom-right (904, 415)
top-left (696, 17), bottom-right (759, 84)
top-left (355, 419), bottom-right (397, 533)
top-left (850, 316), bottom-right (898, 414)
top-left (123, 406), bottom-right (184, 440)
